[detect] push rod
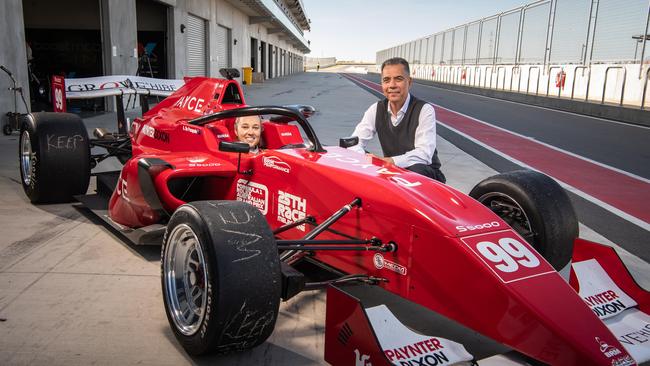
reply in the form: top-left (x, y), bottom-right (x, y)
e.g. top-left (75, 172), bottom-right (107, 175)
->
top-left (280, 197), bottom-right (361, 261)
top-left (277, 245), bottom-right (383, 251)
top-left (273, 216), bottom-right (316, 234)
top-left (276, 239), bottom-right (371, 245)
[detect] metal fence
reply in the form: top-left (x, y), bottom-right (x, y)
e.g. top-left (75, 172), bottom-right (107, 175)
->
top-left (380, 0), bottom-right (650, 67)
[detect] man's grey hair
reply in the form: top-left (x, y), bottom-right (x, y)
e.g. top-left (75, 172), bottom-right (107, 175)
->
top-left (381, 57), bottom-right (410, 75)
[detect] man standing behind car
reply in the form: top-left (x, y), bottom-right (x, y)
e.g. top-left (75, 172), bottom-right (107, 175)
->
top-left (348, 57), bottom-right (445, 183)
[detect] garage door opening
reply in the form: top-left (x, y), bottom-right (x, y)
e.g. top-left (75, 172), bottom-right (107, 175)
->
top-left (23, 0), bottom-right (103, 112)
top-left (136, 0), bottom-right (169, 79)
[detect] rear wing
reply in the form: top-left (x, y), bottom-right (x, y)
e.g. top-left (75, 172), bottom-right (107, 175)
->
top-left (51, 75), bottom-right (185, 134)
top-left (63, 75), bottom-right (184, 99)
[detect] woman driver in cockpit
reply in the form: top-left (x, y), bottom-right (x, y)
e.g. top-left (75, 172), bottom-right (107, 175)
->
top-left (234, 115), bottom-right (262, 153)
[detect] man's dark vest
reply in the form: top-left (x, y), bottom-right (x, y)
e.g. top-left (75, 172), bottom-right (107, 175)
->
top-left (375, 96), bottom-right (441, 169)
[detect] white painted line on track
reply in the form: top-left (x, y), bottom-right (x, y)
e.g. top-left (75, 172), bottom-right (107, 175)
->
top-left (440, 122), bottom-right (650, 232)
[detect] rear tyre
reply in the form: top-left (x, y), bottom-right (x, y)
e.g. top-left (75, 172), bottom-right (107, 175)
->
top-left (19, 112), bottom-right (90, 203)
top-left (469, 170), bottom-right (578, 270)
top-left (162, 201), bottom-right (281, 356)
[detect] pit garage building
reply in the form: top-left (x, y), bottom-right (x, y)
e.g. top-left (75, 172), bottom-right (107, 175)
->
top-left (0, 0), bottom-right (310, 114)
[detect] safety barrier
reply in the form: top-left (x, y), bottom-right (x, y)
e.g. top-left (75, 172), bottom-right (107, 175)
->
top-left (602, 66), bottom-right (626, 106)
top-left (407, 62), bottom-right (650, 109)
top-left (641, 68), bottom-right (650, 110)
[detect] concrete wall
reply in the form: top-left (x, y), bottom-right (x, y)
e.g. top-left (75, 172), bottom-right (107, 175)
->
top-left (101, 0), bottom-right (138, 76)
top-left (0, 0), bottom-right (29, 117)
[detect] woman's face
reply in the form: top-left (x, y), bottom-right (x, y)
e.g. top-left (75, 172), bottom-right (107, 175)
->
top-left (235, 115), bottom-right (262, 148)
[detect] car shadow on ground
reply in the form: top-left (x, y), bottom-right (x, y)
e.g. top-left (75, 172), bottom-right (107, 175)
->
top-left (160, 325), bottom-right (321, 365)
top-left (73, 205), bottom-right (161, 262)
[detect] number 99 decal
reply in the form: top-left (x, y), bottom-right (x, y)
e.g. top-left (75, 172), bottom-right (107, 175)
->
top-left (476, 238), bottom-right (540, 273)
top-left (462, 230), bottom-right (553, 283)
top-left (54, 88), bottom-right (63, 110)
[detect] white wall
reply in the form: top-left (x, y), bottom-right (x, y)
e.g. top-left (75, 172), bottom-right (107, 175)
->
top-left (407, 62), bottom-right (650, 108)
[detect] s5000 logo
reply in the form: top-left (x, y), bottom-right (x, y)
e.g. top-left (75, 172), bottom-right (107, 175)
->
top-left (456, 221), bottom-right (500, 233)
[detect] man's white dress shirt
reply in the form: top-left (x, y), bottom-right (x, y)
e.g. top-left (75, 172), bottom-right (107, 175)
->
top-left (349, 94), bottom-right (437, 168)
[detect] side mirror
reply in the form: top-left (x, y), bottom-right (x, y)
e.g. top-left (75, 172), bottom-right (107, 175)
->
top-left (269, 105), bottom-right (316, 123)
top-left (339, 136), bottom-right (359, 148)
top-left (285, 105), bottom-right (316, 118)
top-left (219, 68), bottom-right (241, 80)
top-left (219, 141), bottom-right (250, 153)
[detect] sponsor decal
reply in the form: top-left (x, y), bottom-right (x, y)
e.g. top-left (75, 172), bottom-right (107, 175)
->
top-left (461, 230), bottom-right (553, 283)
top-left (217, 133), bottom-right (230, 139)
top-left (116, 177), bottom-right (130, 202)
top-left (611, 356), bottom-right (635, 366)
top-left (64, 75), bottom-right (182, 97)
top-left (277, 190), bottom-right (307, 231)
top-left (354, 349), bottom-right (371, 366)
top-left (187, 156), bottom-right (207, 163)
top-left (373, 253), bottom-right (407, 276)
top-left (595, 337), bottom-right (635, 365)
top-left (173, 95), bottom-right (205, 113)
top-left (182, 125), bottom-right (201, 135)
top-left (572, 259), bottom-right (637, 320)
top-left (604, 308), bottom-right (650, 363)
top-left (130, 121), bottom-right (140, 135)
top-left (51, 75), bottom-right (66, 112)
top-left (236, 179), bottom-right (268, 215)
top-left (141, 124), bottom-right (170, 143)
top-left (321, 152), bottom-right (422, 188)
top-left (597, 337), bottom-right (623, 358)
top-left (619, 322), bottom-right (650, 347)
top-left (280, 132), bottom-right (293, 137)
top-left (189, 162), bottom-right (221, 168)
top-left (263, 156), bottom-right (291, 173)
top-left (456, 221), bottom-right (500, 233)
top-left (366, 305), bottom-right (474, 366)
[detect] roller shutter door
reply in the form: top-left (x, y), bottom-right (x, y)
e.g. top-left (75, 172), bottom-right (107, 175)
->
top-left (186, 14), bottom-right (206, 76)
top-left (216, 25), bottom-right (231, 70)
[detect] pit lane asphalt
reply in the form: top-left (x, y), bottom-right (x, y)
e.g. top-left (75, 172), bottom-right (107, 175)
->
top-left (0, 68), bottom-right (648, 365)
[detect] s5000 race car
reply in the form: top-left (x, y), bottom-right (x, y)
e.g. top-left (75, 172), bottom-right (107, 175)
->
top-left (17, 70), bottom-right (650, 365)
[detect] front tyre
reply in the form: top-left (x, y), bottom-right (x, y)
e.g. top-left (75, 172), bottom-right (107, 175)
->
top-left (469, 170), bottom-right (578, 271)
top-left (19, 112), bottom-right (90, 203)
top-left (162, 201), bottom-right (281, 356)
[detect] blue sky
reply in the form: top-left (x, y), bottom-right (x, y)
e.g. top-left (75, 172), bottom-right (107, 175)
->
top-left (302, 0), bottom-right (530, 61)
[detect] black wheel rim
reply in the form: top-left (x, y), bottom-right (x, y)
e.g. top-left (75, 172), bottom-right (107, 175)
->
top-left (477, 192), bottom-right (535, 241)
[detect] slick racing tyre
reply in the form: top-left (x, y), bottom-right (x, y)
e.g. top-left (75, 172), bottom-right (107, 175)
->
top-left (162, 201), bottom-right (281, 356)
top-left (469, 170), bottom-right (578, 271)
top-left (19, 112), bottom-right (90, 203)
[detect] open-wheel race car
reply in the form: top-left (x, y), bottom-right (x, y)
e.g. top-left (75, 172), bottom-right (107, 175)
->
top-left (17, 70), bottom-right (650, 365)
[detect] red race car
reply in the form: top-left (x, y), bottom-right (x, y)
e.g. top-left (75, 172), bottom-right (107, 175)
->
top-left (17, 70), bottom-right (649, 365)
